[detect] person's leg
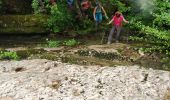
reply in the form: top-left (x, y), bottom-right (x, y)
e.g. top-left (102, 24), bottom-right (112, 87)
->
top-left (98, 13), bottom-right (103, 30)
top-left (107, 26), bottom-right (115, 44)
top-left (98, 13), bottom-right (102, 23)
top-left (115, 26), bottom-right (122, 42)
top-left (95, 13), bottom-right (100, 30)
top-left (95, 13), bottom-right (103, 31)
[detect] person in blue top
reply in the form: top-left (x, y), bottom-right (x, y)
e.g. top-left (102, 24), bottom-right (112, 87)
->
top-left (93, 1), bottom-right (108, 30)
top-left (67, 0), bottom-right (74, 7)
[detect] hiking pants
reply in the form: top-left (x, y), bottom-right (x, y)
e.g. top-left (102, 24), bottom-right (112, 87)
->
top-left (108, 26), bottom-right (122, 42)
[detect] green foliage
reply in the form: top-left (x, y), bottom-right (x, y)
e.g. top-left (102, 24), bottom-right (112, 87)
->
top-left (153, 13), bottom-right (170, 29)
top-left (46, 39), bottom-right (79, 47)
top-left (46, 39), bottom-right (60, 48)
top-left (32, 0), bottom-right (50, 14)
top-left (126, 0), bottom-right (170, 55)
top-left (32, 0), bottom-right (40, 14)
top-left (78, 18), bottom-right (94, 31)
top-left (113, 0), bottom-right (130, 13)
top-left (129, 21), bottom-right (170, 55)
top-left (31, 0), bottom-right (170, 56)
top-left (47, 4), bottom-right (75, 32)
top-left (32, 0), bottom-right (76, 33)
top-left (0, 51), bottom-right (20, 60)
top-left (64, 39), bottom-right (79, 46)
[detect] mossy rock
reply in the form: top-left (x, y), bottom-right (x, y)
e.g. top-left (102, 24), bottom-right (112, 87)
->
top-left (0, 14), bottom-right (49, 34)
top-left (77, 49), bottom-right (122, 61)
top-left (2, 0), bottom-right (32, 14)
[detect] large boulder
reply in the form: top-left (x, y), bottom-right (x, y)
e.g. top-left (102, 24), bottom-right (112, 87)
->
top-left (0, 14), bottom-right (48, 34)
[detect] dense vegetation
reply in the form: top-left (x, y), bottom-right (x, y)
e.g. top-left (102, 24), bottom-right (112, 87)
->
top-left (46, 39), bottom-right (79, 47)
top-left (0, 0), bottom-right (170, 55)
top-left (31, 0), bottom-right (170, 55)
top-left (128, 0), bottom-right (170, 55)
top-left (0, 51), bottom-right (20, 60)
top-left (32, 0), bottom-right (95, 34)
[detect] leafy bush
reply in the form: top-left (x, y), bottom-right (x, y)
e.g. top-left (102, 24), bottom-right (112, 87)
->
top-left (124, 0), bottom-right (170, 55)
top-left (46, 39), bottom-right (61, 48)
top-left (32, 0), bottom-right (50, 14)
top-left (32, 0), bottom-right (40, 14)
top-left (64, 39), bottom-right (79, 46)
top-left (46, 39), bottom-right (79, 47)
top-left (129, 21), bottom-right (170, 54)
top-left (0, 51), bottom-right (20, 60)
top-left (32, 0), bottom-right (76, 33)
top-left (46, 4), bottom-right (75, 32)
top-left (31, 0), bottom-right (110, 34)
top-left (31, 0), bottom-right (170, 56)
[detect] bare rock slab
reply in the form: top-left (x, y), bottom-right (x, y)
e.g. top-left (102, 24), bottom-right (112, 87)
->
top-left (0, 59), bottom-right (169, 100)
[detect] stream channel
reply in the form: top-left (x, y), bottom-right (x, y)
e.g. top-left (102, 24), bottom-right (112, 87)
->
top-left (0, 34), bottom-right (169, 71)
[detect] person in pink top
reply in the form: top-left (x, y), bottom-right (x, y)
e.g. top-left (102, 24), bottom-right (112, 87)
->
top-left (107, 11), bottom-right (129, 44)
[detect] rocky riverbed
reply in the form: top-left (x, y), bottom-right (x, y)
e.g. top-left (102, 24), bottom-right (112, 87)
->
top-left (0, 59), bottom-right (169, 100)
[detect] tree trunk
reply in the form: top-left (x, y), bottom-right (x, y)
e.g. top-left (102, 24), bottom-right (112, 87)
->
top-left (75, 0), bottom-right (83, 19)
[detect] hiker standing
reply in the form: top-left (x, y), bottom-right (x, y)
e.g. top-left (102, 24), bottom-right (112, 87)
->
top-left (107, 11), bottom-right (129, 44)
top-left (93, 2), bottom-right (108, 30)
top-left (81, 0), bottom-right (92, 17)
top-left (67, 0), bottom-right (74, 7)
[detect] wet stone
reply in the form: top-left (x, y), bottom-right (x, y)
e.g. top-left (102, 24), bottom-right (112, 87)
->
top-left (14, 67), bottom-right (25, 72)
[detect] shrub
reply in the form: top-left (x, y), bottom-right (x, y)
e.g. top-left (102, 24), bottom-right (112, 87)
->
top-left (127, 0), bottom-right (170, 55)
top-left (129, 21), bottom-right (170, 55)
top-left (46, 39), bottom-right (60, 48)
top-left (46, 4), bottom-right (75, 33)
top-left (64, 39), bottom-right (79, 47)
top-left (32, 0), bottom-right (50, 14)
top-left (0, 51), bottom-right (20, 60)
top-left (32, 0), bottom-right (40, 14)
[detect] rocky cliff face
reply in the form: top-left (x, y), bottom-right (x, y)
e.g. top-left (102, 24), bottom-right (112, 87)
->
top-left (0, 14), bottom-right (48, 34)
top-left (0, 0), bottom-right (48, 34)
top-left (2, 0), bottom-right (32, 14)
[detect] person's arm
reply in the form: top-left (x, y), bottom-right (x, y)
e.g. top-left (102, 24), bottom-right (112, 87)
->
top-left (93, 7), bottom-right (97, 20)
top-left (107, 18), bottom-right (114, 24)
top-left (89, 1), bottom-right (94, 8)
top-left (123, 16), bottom-right (129, 23)
top-left (81, 1), bottom-right (84, 7)
top-left (101, 7), bottom-right (108, 19)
